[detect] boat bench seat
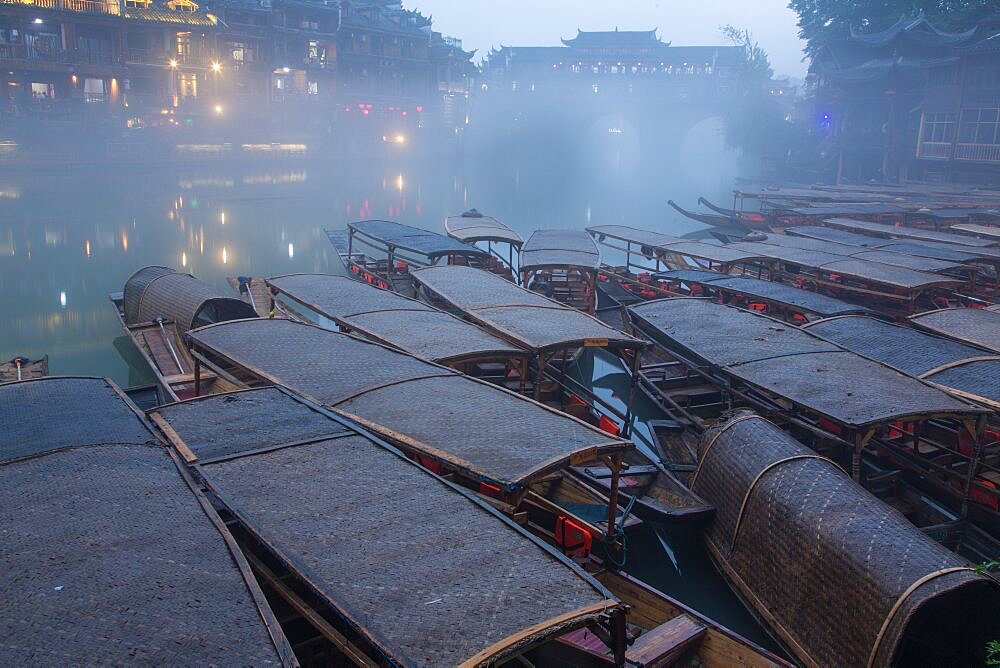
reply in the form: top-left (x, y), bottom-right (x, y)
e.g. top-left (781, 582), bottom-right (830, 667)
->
top-left (625, 614), bottom-right (706, 668)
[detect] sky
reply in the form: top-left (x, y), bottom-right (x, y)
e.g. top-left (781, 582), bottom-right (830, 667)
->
top-left (414, 0), bottom-right (809, 79)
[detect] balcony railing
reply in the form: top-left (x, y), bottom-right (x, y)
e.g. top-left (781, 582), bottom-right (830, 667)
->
top-left (0, 0), bottom-right (120, 15)
top-left (955, 143), bottom-right (1000, 163)
top-left (0, 43), bottom-right (118, 65)
top-left (917, 141), bottom-right (952, 159)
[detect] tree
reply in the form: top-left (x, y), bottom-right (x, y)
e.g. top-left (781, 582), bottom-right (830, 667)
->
top-left (719, 25), bottom-right (786, 159)
top-left (789, 0), bottom-right (997, 58)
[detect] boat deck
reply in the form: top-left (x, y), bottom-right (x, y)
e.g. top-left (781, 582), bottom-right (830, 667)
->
top-left (152, 387), bottom-right (622, 666)
top-left (0, 377), bottom-right (290, 666)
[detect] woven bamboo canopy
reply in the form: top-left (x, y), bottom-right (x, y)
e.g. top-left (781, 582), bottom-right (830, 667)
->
top-left (754, 234), bottom-right (968, 273)
top-left (185, 319), bottom-right (629, 489)
top-left (655, 269), bottom-right (875, 318)
top-left (691, 412), bottom-right (1000, 668)
top-left (727, 241), bottom-right (964, 291)
top-left (586, 224), bottom-right (769, 266)
top-left (628, 298), bottom-right (986, 428)
top-left (348, 219), bottom-right (489, 261)
top-left (0, 377), bottom-right (292, 665)
top-left (151, 387), bottom-right (623, 667)
top-left (122, 265), bottom-right (256, 331)
top-left (909, 307), bottom-right (1000, 354)
top-left (520, 229), bottom-right (601, 272)
top-left (824, 217), bottom-right (999, 248)
top-left (266, 273), bottom-right (524, 365)
top-left (411, 265), bottom-right (641, 352)
top-left (445, 210), bottom-right (524, 247)
top-left (806, 315), bottom-right (1000, 409)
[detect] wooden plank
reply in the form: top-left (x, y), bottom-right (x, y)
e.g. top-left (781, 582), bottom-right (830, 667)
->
top-left (626, 614), bottom-right (706, 667)
top-left (141, 329), bottom-right (186, 375)
top-left (243, 550), bottom-right (378, 668)
top-left (149, 412), bottom-right (200, 463)
top-left (458, 600), bottom-right (619, 668)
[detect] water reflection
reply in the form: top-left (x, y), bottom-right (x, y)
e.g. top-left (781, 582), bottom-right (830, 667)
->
top-left (0, 150), bottom-right (733, 380)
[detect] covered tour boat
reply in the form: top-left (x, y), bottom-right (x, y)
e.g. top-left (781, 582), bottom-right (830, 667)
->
top-left (0, 376), bottom-right (294, 666)
top-left (520, 229), bottom-right (602, 313)
top-left (266, 272), bottom-right (530, 388)
top-left (692, 412), bottom-right (1000, 668)
top-left (626, 298), bottom-right (1000, 539)
top-left (328, 219), bottom-right (494, 296)
top-left (909, 306), bottom-right (1000, 354)
top-left (110, 266), bottom-right (255, 403)
top-left (444, 208), bottom-right (524, 280)
top-left (150, 386), bottom-right (788, 668)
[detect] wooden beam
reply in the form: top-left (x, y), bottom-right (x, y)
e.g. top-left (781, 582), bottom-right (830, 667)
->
top-left (243, 550), bottom-right (378, 668)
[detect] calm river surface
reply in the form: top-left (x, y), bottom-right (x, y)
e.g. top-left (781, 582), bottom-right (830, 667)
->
top-left (0, 150), bottom-right (780, 652)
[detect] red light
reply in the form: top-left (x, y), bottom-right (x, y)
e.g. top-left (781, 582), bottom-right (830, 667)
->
top-left (362, 109), bottom-right (369, 115)
top-left (401, 111), bottom-right (407, 116)
top-left (416, 105), bottom-right (423, 112)
top-left (357, 103), bottom-right (364, 108)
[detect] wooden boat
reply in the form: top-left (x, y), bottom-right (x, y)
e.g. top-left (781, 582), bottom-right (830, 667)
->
top-left (691, 412), bottom-right (1000, 667)
top-left (723, 240), bottom-right (966, 317)
top-left (805, 314), bottom-right (1000, 528)
top-left (652, 269), bottom-right (878, 323)
top-left (444, 208), bottom-right (523, 280)
top-left (540, 569), bottom-right (790, 667)
top-left (407, 266), bottom-right (714, 525)
top-left (627, 297), bottom-right (1000, 538)
top-left (150, 385), bottom-right (634, 666)
top-left (1, 377), bottom-right (295, 666)
top-left (698, 197), bottom-right (771, 231)
top-left (266, 272), bottom-right (531, 390)
top-left (0, 355), bottom-right (48, 383)
top-left (668, 199), bottom-right (749, 231)
top-left (149, 386), bottom-right (787, 668)
top-left (110, 266), bottom-right (254, 403)
top-left (824, 216), bottom-right (1000, 249)
top-left (183, 318), bottom-right (716, 541)
top-left (909, 306), bottom-right (1000, 354)
top-left (520, 229), bottom-right (602, 313)
top-left (328, 219), bottom-right (494, 296)
top-left (951, 222), bottom-right (1000, 242)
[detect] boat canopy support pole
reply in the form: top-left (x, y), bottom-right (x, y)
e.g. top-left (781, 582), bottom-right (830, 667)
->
top-left (960, 415), bottom-right (988, 517)
top-left (605, 452), bottom-right (622, 544)
top-left (853, 427), bottom-right (877, 481)
top-left (622, 352), bottom-right (640, 439)
top-left (609, 606), bottom-right (627, 667)
top-left (533, 353), bottom-right (546, 401)
top-left (194, 357), bottom-right (201, 397)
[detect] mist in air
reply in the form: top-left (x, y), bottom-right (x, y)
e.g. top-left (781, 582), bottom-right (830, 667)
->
top-left (0, 0), bottom-right (804, 377)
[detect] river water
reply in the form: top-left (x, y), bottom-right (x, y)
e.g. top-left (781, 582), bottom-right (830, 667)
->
top-left (0, 148), bottom-right (781, 653)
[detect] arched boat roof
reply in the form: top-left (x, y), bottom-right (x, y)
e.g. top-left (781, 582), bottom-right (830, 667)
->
top-left (122, 265), bottom-right (256, 331)
top-left (445, 209), bottom-right (524, 247)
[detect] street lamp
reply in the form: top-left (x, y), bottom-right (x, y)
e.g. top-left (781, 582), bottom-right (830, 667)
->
top-left (168, 59), bottom-right (178, 69)
top-left (211, 62), bottom-right (222, 73)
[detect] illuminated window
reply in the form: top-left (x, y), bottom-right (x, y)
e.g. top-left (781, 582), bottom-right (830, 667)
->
top-left (308, 81), bottom-right (318, 95)
top-left (167, 0), bottom-right (199, 11)
top-left (83, 78), bottom-right (104, 102)
top-left (178, 72), bottom-right (197, 98)
top-left (175, 31), bottom-right (190, 58)
top-left (30, 82), bottom-right (53, 99)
